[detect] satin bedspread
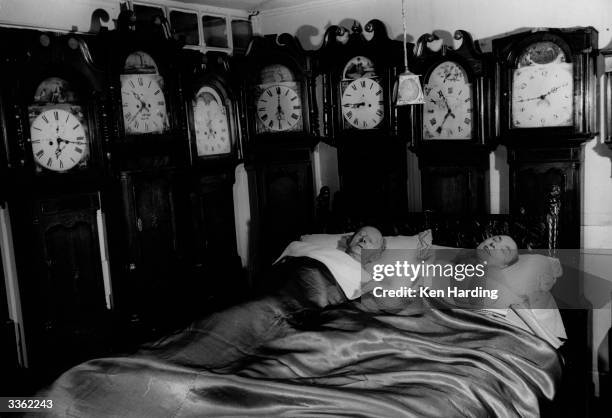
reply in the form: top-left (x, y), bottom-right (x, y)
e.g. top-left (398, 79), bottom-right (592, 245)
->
top-left (39, 258), bottom-right (561, 418)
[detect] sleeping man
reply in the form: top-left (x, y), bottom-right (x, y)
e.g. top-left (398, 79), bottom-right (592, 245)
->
top-left (345, 226), bottom-right (386, 264)
top-left (476, 235), bottom-right (519, 268)
top-left (434, 234), bottom-right (566, 347)
top-left (276, 226), bottom-right (387, 302)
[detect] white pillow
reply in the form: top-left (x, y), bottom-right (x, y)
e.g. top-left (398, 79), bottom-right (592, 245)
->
top-left (301, 229), bottom-right (433, 251)
top-left (300, 233), bottom-right (351, 250)
top-left (385, 229), bottom-right (432, 250)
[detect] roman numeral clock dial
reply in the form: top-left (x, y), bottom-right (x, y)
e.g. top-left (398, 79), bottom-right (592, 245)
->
top-left (256, 85), bottom-right (302, 132)
top-left (193, 86), bottom-right (231, 156)
top-left (120, 74), bottom-right (170, 134)
top-left (341, 77), bottom-right (384, 129)
top-left (423, 61), bottom-right (473, 139)
top-left (30, 108), bottom-right (88, 172)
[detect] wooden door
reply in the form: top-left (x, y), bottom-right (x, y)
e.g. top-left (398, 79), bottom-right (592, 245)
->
top-left (14, 193), bottom-right (110, 380)
top-left (186, 173), bottom-right (243, 310)
top-left (119, 170), bottom-right (185, 331)
top-left (249, 156), bottom-right (314, 272)
top-left (338, 134), bottom-right (408, 221)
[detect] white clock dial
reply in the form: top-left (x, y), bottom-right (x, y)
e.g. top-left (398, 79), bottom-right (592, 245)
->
top-left (511, 63), bottom-right (573, 128)
top-left (256, 84), bottom-right (302, 132)
top-left (193, 86), bottom-right (231, 156)
top-left (120, 74), bottom-right (170, 134)
top-left (423, 61), bottom-right (473, 139)
top-left (30, 108), bottom-right (88, 172)
top-left (341, 77), bottom-right (384, 129)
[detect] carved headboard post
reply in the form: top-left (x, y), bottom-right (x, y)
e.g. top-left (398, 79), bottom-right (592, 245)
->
top-left (315, 186), bottom-right (331, 233)
top-left (546, 185), bottom-right (561, 256)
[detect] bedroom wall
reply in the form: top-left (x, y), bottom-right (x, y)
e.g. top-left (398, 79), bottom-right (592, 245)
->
top-left (256, 0), bottom-right (612, 391)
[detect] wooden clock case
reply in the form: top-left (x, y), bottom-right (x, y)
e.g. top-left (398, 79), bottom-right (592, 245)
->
top-left (408, 30), bottom-right (495, 214)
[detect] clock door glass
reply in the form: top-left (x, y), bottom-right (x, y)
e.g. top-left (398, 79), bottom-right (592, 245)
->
top-left (121, 51), bottom-right (170, 135)
top-left (193, 86), bottom-right (231, 156)
top-left (255, 64), bottom-right (302, 133)
top-left (511, 41), bottom-right (573, 128)
top-left (340, 56), bottom-right (384, 130)
top-left (423, 61), bottom-right (473, 139)
top-left (28, 77), bottom-right (89, 173)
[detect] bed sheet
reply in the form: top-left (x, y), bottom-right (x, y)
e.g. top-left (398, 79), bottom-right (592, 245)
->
top-left (36, 257), bottom-right (561, 418)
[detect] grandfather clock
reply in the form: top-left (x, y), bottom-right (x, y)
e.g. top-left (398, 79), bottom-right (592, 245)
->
top-left (238, 33), bottom-right (318, 276)
top-left (494, 27), bottom-right (598, 417)
top-left (0, 27), bottom-right (112, 381)
top-left (408, 30), bottom-right (494, 214)
top-left (98, 7), bottom-right (192, 336)
top-left (317, 20), bottom-right (406, 221)
top-left (179, 48), bottom-right (244, 309)
top-left (494, 27), bottom-right (598, 248)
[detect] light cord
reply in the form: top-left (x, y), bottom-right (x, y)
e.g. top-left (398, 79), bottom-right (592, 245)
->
top-left (402, 0), bottom-right (408, 71)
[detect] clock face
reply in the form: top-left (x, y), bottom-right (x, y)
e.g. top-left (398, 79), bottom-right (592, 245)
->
top-left (29, 108), bottom-right (88, 172)
top-left (341, 78), bottom-right (384, 129)
top-left (256, 84), bottom-right (302, 132)
top-left (511, 41), bottom-right (573, 128)
top-left (193, 86), bottom-right (231, 156)
top-left (120, 74), bottom-right (170, 135)
top-left (423, 61), bottom-right (473, 139)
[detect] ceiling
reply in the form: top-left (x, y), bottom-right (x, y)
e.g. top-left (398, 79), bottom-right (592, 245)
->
top-left (173, 0), bottom-right (305, 12)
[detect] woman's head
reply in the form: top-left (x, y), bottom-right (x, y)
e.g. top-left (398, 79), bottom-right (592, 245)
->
top-left (477, 235), bottom-right (519, 268)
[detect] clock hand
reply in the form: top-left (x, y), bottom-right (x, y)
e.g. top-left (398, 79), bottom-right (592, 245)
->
top-left (130, 106), bottom-right (145, 122)
top-left (517, 82), bottom-right (570, 103)
top-left (542, 82), bottom-right (569, 98)
top-left (276, 94), bottom-right (284, 116)
top-left (206, 119), bottom-right (215, 138)
top-left (58, 137), bottom-right (86, 145)
top-left (435, 111), bottom-right (456, 134)
top-left (132, 91), bottom-right (150, 113)
top-left (342, 102), bottom-right (366, 108)
top-left (438, 91), bottom-right (452, 111)
top-left (54, 137), bottom-right (64, 159)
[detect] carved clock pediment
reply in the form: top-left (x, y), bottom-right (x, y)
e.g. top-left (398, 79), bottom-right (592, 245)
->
top-left (317, 19), bottom-right (405, 144)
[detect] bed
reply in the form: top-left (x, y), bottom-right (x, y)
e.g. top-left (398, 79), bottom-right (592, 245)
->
top-left (34, 188), bottom-right (588, 417)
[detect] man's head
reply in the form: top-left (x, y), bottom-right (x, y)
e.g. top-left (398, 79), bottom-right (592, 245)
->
top-left (477, 235), bottom-right (519, 268)
top-left (346, 226), bottom-right (385, 263)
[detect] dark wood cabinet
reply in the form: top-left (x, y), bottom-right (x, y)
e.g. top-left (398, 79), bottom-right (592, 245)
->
top-left (113, 168), bottom-right (243, 335)
top-left (10, 193), bottom-right (112, 380)
top-left (248, 149), bottom-right (314, 273)
top-left (185, 172), bottom-right (244, 305)
top-left (116, 170), bottom-right (185, 330)
top-left (508, 146), bottom-right (580, 248)
top-left (417, 147), bottom-right (488, 214)
top-left (337, 134), bottom-right (408, 220)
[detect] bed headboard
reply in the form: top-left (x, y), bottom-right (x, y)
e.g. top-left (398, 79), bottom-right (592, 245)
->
top-left (314, 185), bottom-right (561, 253)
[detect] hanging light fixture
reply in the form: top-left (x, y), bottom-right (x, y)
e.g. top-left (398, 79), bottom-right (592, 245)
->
top-left (395, 0), bottom-right (424, 106)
